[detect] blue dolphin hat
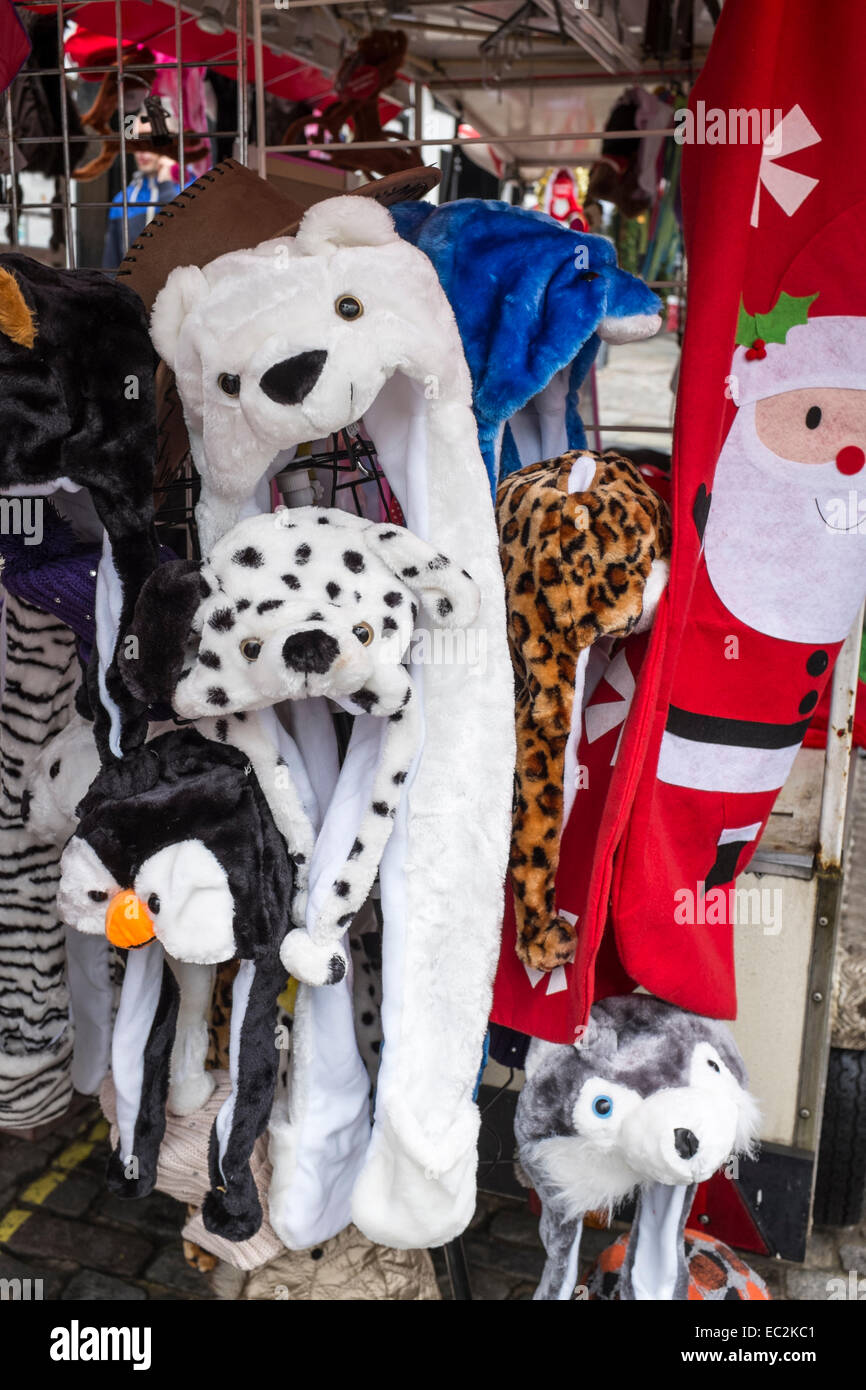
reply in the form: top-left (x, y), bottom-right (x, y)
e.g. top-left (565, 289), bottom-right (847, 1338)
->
top-left (391, 199), bottom-right (662, 494)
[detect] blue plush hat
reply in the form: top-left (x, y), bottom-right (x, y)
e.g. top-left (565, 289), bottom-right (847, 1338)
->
top-left (391, 199), bottom-right (662, 494)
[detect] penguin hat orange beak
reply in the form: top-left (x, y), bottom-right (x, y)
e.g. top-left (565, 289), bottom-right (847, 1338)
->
top-left (105, 889), bottom-right (156, 949)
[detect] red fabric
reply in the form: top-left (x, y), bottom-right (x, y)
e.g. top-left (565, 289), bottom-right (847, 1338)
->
top-left (0, 0), bottom-right (30, 96)
top-left (63, 5), bottom-right (401, 119)
top-left (803, 678), bottom-right (866, 749)
top-left (491, 639), bottom-right (644, 1042)
top-left (492, 0), bottom-right (866, 1039)
top-left (609, 0), bottom-right (866, 1023)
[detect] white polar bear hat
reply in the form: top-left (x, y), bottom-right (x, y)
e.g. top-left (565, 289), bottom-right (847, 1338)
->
top-left (145, 195), bottom-right (516, 1251)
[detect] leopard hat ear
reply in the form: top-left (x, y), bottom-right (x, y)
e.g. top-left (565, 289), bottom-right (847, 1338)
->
top-left (364, 524), bottom-right (480, 628)
top-left (118, 559), bottom-right (203, 705)
top-left (0, 266), bottom-right (37, 349)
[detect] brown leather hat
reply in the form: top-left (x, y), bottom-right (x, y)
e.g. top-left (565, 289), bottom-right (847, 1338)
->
top-left (117, 157), bottom-right (440, 313)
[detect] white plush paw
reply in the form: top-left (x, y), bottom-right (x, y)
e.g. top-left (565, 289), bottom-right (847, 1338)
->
top-left (167, 1070), bottom-right (216, 1116)
top-left (279, 929), bottom-right (347, 987)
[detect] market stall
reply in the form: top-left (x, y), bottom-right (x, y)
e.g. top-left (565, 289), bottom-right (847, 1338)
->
top-left (0, 0), bottom-right (863, 1317)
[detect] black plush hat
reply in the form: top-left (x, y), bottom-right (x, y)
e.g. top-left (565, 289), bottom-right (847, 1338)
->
top-left (58, 727), bottom-right (293, 1241)
top-left (0, 253), bottom-right (159, 760)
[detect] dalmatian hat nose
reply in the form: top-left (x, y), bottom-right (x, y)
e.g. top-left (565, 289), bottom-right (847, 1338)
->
top-left (260, 350), bottom-right (328, 407)
top-left (282, 629), bottom-right (340, 674)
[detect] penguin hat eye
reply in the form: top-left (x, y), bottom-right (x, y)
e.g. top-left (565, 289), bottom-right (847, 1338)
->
top-left (335, 294), bottom-right (363, 321)
top-left (352, 621), bottom-right (374, 646)
top-left (147, 893), bottom-right (160, 915)
top-left (240, 637), bottom-right (263, 662)
top-left (218, 372), bottom-right (241, 397)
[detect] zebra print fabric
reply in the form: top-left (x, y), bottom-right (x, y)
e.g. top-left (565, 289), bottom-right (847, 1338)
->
top-left (0, 591), bottom-right (78, 1129)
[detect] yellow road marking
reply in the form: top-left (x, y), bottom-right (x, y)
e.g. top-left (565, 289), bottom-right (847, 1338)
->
top-left (0, 1208), bottom-right (31, 1243)
top-left (0, 1115), bottom-right (109, 1243)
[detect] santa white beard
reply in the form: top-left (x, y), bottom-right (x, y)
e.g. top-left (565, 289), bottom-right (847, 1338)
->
top-left (703, 402), bottom-right (866, 644)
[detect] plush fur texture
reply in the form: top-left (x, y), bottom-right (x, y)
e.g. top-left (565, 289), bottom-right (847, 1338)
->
top-left (390, 199), bottom-right (662, 490)
top-left (0, 266), bottom-right (37, 348)
top-left (57, 728), bottom-right (293, 1240)
top-left (147, 194), bottom-right (515, 1249)
top-left (0, 253), bottom-right (159, 760)
top-left (0, 595), bottom-right (77, 1128)
top-left (498, 450), bottom-right (671, 970)
top-left (120, 507), bottom-right (480, 987)
top-left (151, 197), bottom-right (482, 553)
top-left (515, 995), bottom-right (761, 1301)
top-left (23, 713), bottom-right (115, 1098)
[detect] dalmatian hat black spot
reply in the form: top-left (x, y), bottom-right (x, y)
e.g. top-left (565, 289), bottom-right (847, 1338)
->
top-left (119, 506), bottom-right (481, 989)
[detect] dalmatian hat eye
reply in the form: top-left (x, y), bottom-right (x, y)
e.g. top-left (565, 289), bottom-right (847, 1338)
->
top-left (136, 508), bottom-right (482, 721)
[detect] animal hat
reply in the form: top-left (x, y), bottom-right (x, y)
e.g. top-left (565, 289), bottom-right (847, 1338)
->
top-left (390, 199), bottom-right (663, 491)
top-left (498, 451), bottom-right (670, 971)
top-left (121, 507), bottom-right (480, 990)
top-left (515, 994), bottom-right (762, 1300)
top-left (131, 193), bottom-right (514, 1251)
top-left (58, 728), bottom-right (293, 1241)
top-left (0, 254), bottom-right (158, 759)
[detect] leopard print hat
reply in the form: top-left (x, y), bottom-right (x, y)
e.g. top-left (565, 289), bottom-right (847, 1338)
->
top-left (497, 450), bottom-right (671, 972)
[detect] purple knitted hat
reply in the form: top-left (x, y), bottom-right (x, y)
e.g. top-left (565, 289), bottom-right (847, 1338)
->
top-left (0, 505), bottom-right (175, 664)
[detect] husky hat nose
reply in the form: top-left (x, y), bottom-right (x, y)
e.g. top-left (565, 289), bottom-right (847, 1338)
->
top-left (282, 629), bottom-right (340, 674)
top-left (259, 349), bottom-right (327, 406)
top-left (674, 1127), bottom-right (699, 1160)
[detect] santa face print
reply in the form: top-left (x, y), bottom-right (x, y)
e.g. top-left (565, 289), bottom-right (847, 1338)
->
top-left (755, 386), bottom-right (866, 472)
top-left (703, 388), bottom-right (866, 644)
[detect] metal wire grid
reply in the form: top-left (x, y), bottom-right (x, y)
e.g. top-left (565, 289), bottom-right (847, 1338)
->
top-left (2, 0), bottom-right (249, 268)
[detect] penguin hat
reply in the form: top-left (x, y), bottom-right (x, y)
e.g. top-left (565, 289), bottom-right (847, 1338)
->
top-left (57, 726), bottom-right (293, 1242)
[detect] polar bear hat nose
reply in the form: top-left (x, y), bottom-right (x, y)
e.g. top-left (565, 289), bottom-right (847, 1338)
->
top-left (259, 349), bottom-right (328, 406)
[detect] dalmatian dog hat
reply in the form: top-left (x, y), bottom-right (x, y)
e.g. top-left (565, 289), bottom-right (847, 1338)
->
top-left (515, 994), bottom-right (760, 1300)
top-left (121, 506), bottom-right (481, 990)
top-left (133, 194), bottom-right (514, 1251)
top-left (119, 502), bottom-right (490, 1248)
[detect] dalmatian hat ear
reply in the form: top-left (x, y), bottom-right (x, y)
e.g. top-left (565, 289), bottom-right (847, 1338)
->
top-left (365, 525), bottom-right (481, 629)
top-left (150, 264), bottom-right (211, 372)
top-left (118, 558), bottom-right (204, 705)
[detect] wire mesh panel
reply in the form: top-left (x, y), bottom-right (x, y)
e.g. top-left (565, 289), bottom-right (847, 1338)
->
top-left (1, 0), bottom-right (247, 272)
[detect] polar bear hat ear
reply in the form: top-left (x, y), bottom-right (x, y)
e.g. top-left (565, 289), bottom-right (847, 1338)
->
top-left (294, 195), bottom-right (399, 256)
top-left (150, 264), bottom-right (211, 372)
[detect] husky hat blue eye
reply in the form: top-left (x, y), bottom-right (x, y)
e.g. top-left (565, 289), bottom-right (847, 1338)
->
top-left (592, 1094), bottom-right (613, 1117)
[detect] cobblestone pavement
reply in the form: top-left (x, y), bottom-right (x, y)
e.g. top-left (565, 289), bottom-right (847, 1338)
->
top-left (0, 1100), bottom-right (213, 1301)
top-left (1, 1099), bottom-right (862, 1300)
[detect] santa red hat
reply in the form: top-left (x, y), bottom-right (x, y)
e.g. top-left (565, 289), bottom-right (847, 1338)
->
top-left (731, 198), bottom-right (866, 405)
